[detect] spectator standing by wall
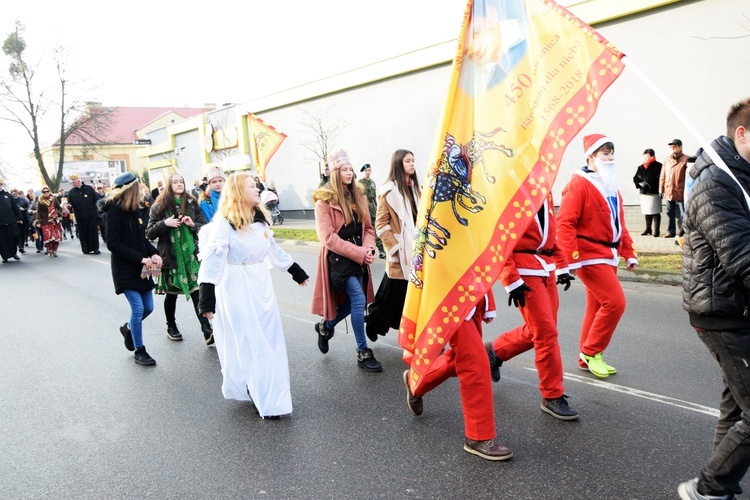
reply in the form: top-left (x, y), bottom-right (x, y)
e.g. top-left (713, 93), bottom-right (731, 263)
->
top-left (659, 139), bottom-right (689, 238)
top-left (633, 148), bottom-right (663, 236)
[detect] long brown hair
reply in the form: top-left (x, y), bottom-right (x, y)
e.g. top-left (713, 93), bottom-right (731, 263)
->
top-left (108, 182), bottom-right (141, 212)
top-left (154, 173), bottom-right (195, 217)
top-left (329, 165), bottom-right (370, 225)
top-left (387, 149), bottom-right (421, 199)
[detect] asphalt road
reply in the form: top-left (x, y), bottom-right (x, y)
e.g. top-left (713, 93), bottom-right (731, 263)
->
top-left (1, 237), bottom-right (747, 499)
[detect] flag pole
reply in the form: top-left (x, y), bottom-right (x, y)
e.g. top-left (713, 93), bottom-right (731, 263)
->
top-left (622, 56), bottom-right (750, 207)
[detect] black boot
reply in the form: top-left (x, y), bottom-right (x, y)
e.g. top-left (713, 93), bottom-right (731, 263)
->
top-left (166, 323), bottom-right (183, 341)
top-left (641, 215), bottom-right (652, 236)
top-left (200, 316), bottom-right (214, 345)
top-left (134, 346), bottom-right (156, 366)
top-left (653, 214), bottom-right (661, 237)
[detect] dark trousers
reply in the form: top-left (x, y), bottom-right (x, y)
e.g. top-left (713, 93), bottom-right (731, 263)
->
top-left (666, 199), bottom-right (683, 235)
top-left (164, 290), bottom-right (210, 330)
top-left (77, 216), bottom-right (99, 253)
top-left (695, 328), bottom-right (750, 496)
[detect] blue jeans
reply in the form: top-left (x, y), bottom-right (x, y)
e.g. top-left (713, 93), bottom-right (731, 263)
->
top-left (666, 199), bottom-right (683, 235)
top-left (325, 274), bottom-right (368, 351)
top-left (695, 329), bottom-right (750, 496)
top-left (35, 227), bottom-right (43, 252)
top-left (123, 289), bottom-right (154, 348)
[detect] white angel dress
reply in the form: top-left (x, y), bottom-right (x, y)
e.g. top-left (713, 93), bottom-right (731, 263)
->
top-left (198, 216), bottom-right (295, 417)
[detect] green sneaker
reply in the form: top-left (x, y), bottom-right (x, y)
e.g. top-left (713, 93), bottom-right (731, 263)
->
top-left (579, 352), bottom-right (609, 378)
top-left (602, 360), bottom-right (617, 375)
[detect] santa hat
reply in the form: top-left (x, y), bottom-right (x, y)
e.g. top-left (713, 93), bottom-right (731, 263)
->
top-left (583, 133), bottom-right (612, 159)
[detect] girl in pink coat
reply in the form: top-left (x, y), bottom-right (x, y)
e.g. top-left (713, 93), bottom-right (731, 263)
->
top-left (310, 150), bottom-right (380, 372)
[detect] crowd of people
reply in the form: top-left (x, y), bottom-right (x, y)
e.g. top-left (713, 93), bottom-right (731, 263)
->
top-left (0, 176), bottom-right (110, 262)
top-left (2, 98), bottom-right (748, 498)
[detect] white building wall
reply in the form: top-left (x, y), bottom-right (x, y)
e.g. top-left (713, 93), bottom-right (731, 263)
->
top-left (252, 66), bottom-right (452, 212)
top-left (244, 0), bottom-right (750, 212)
top-left (554, 0), bottom-right (750, 204)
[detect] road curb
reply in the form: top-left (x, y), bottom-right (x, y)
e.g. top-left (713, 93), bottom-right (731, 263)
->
top-left (274, 237), bottom-right (683, 286)
top-left (618, 268), bottom-right (681, 286)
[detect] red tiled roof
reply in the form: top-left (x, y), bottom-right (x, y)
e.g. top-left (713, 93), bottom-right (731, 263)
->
top-left (59, 106), bottom-right (212, 146)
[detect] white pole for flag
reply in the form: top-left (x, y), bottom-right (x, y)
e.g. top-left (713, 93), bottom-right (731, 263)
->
top-left (622, 56), bottom-right (750, 208)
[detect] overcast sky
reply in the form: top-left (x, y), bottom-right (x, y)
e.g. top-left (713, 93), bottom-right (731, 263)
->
top-left (0, 0), bottom-right (471, 184)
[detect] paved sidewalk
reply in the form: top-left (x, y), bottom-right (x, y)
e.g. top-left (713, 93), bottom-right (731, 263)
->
top-left (274, 217), bottom-right (683, 286)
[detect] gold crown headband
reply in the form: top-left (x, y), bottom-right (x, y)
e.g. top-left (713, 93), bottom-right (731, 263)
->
top-left (327, 149), bottom-right (352, 171)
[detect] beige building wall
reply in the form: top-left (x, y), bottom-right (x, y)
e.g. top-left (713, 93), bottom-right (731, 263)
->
top-left (137, 0), bottom-right (748, 212)
top-left (239, 0), bottom-right (750, 211)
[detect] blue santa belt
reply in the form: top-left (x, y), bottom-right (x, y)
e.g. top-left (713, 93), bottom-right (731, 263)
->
top-left (577, 235), bottom-right (620, 248)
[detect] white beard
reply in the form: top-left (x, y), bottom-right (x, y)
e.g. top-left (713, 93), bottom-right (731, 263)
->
top-left (595, 159), bottom-right (619, 197)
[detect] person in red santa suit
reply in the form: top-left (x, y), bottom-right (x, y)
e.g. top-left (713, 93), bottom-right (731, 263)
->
top-left (556, 134), bottom-right (638, 378)
top-left (484, 192), bottom-right (579, 420)
top-left (402, 291), bottom-right (514, 461)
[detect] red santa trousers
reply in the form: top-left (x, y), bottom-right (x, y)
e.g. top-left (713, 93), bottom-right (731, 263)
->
top-left (414, 305), bottom-right (496, 441)
top-left (576, 263), bottom-right (626, 362)
top-left (490, 275), bottom-right (565, 399)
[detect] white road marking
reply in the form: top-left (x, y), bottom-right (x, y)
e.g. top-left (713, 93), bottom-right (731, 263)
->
top-left (526, 368), bottom-right (719, 417)
top-left (284, 313), bottom-right (720, 417)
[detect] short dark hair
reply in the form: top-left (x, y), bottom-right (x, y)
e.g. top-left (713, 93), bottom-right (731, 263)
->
top-left (643, 148), bottom-right (655, 157)
top-left (593, 142), bottom-right (615, 156)
top-left (727, 97), bottom-right (750, 139)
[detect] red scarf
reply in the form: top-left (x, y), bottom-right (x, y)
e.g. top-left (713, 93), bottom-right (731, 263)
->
top-left (643, 156), bottom-right (656, 169)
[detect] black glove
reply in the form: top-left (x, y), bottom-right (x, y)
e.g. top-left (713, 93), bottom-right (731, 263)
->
top-left (556, 273), bottom-right (575, 291)
top-left (198, 282), bottom-right (216, 315)
top-left (507, 284), bottom-right (532, 308)
top-left (287, 262), bottom-right (309, 284)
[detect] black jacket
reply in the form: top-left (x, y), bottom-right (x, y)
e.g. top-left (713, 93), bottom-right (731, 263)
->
top-left (104, 200), bottom-right (159, 295)
top-left (68, 184), bottom-right (99, 219)
top-left (0, 189), bottom-right (22, 225)
top-left (682, 136), bottom-right (750, 330)
top-left (145, 197), bottom-right (206, 270)
top-left (632, 161), bottom-right (662, 195)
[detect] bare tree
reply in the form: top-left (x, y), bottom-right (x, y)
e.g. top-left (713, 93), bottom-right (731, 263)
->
top-left (692, 12), bottom-right (750, 40)
top-left (0, 21), bottom-right (114, 191)
top-left (298, 106), bottom-right (347, 177)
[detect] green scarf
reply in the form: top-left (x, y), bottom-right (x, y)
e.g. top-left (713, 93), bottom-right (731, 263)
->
top-left (170, 197), bottom-right (200, 299)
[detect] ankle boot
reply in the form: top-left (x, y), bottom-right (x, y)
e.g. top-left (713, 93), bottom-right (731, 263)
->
top-left (134, 346), bottom-right (156, 366)
top-left (652, 214), bottom-right (661, 237)
top-left (641, 215), bottom-right (653, 236)
top-left (166, 323), bottom-right (183, 341)
top-left (199, 316), bottom-right (213, 341)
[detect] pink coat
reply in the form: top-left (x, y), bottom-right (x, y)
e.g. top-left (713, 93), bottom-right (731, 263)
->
top-left (310, 187), bottom-right (376, 321)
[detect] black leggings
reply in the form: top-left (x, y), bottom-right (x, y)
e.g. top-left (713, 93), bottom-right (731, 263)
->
top-left (164, 290), bottom-right (202, 326)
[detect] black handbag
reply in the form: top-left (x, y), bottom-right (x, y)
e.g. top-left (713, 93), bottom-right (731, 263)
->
top-left (327, 251), bottom-right (363, 293)
top-left (327, 223), bottom-right (364, 293)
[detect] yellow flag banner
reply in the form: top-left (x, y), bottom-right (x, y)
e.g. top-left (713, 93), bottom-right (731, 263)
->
top-left (247, 113), bottom-right (287, 181)
top-left (400, 0), bottom-right (625, 393)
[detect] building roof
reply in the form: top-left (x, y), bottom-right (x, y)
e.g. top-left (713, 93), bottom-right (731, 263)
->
top-left (60, 106), bottom-right (212, 146)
